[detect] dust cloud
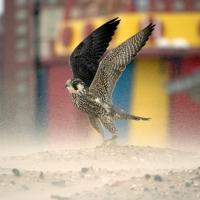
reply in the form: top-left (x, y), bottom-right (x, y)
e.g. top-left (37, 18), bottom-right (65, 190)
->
top-left (0, 134), bottom-right (200, 200)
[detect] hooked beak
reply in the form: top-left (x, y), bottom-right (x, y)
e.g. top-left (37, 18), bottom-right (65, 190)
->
top-left (65, 80), bottom-right (71, 88)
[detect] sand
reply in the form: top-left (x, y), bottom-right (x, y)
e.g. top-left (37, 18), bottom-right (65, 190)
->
top-left (0, 145), bottom-right (200, 200)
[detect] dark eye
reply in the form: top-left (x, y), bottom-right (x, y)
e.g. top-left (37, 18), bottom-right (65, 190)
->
top-left (72, 81), bottom-right (78, 90)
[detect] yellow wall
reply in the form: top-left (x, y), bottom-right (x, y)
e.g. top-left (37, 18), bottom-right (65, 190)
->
top-left (129, 59), bottom-right (169, 147)
top-left (55, 13), bottom-right (200, 55)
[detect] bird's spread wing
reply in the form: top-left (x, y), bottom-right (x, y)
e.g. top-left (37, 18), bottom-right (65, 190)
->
top-left (89, 23), bottom-right (155, 103)
top-left (70, 18), bottom-right (120, 87)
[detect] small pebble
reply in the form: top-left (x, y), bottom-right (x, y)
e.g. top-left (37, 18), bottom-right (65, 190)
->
top-left (169, 170), bottom-right (174, 174)
top-left (130, 184), bottom-right (137, 190)
top-left (81, 167), bottom-right (90, 173)
top-left (144, 174), bottom-right (151, 180)
top-left (185, 182), bottom-right (191, 187)
top-left (10, 180), bottom-right (15, 185)
top-left (154, 175), bottom-right (162, 182)
top-left (21, 184), bottom-right (29, 190)
top-left (169, 185), bottom-right (175, 189)
top-left (51, 194), bottom-right (69, 200)
top-left (174, 190), bottom-right (179, 194)
top-left (193, 181), bottom-right (199, 187)
top-left (39, 171), bottom-right (44, 179)
top-left (12, 169), bottom-right (21, 177)
top-left (51, 180), bottom-right (66, 187)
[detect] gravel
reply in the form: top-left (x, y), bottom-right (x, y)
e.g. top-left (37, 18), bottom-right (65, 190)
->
top-left (0, 145), bottom-right (200, 200)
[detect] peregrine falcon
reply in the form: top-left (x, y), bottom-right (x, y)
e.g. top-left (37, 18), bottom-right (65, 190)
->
top-left (65, 18), bottom-right (155, 142)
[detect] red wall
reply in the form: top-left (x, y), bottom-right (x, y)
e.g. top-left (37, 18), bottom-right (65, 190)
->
top-left (47, 66), bottom-right (90, 142)
top-left (170, 56), bottom-right (200, 146)
top-left (170, 93), bottom-right (200, 142)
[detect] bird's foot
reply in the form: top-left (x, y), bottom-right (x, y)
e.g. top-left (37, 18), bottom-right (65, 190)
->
top-left (96, 135), bottom-right (117, 148)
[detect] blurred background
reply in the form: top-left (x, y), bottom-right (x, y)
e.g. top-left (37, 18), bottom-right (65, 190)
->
top-left (0, 0), bottom-right (200, 150)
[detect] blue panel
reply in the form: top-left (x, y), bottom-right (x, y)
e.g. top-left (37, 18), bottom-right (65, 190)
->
top-left (112, 62), bottom-right (134, 140)
top-left (36, 67), bottom-right (47, 136)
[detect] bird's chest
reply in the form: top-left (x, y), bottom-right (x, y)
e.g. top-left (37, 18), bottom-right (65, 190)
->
top-left (71, 93), bottom-right (110, 116)
top-left (71, 93), bottom-right (87, 110)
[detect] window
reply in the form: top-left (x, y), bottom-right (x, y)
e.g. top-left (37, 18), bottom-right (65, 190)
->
top-left (15, 0), bottom-right (27, 6)
top-left (16, 51), bottom-right (27, 62)
top-left (16, 39), bottom-right (27, 50)
top-left (172, 0), bottom-right (186, 11)
top-left (16, 68), bottom-right (28, 80)
top-left (16, 83), bottom-right (27, 94)
top-left (133, 0), bottom-right (150, 11)
top-left (16, 24), bottom-right (27, 35)
top-left (47, 0), bottom-right (57, 5)
top-left (15, 9), bottom-right (28, 21)
top-left (194, 0), bottom-right (200, 10)
top-left (154, 0), bottom-right (166, 11)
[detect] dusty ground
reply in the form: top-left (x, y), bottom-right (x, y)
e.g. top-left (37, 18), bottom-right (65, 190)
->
top-left (0, 145), bottom-right (200, 200)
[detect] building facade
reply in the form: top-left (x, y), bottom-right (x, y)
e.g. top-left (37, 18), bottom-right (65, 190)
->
top-left (2, 0), bottom-right (200, 147)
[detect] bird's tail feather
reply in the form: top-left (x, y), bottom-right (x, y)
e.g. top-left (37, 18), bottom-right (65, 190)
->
top-left (112, 107), bottom-right (150, 121)
top-left (117, 110), bottom-right (150, 121)
top-left (123, 113), bottom-right (150, 121)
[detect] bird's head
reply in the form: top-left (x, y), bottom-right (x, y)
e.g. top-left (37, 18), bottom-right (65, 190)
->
top-left (65, 78), bottom-right (86, 94)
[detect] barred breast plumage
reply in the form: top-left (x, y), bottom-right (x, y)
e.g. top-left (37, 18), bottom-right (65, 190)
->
top-left (71, 92), bottom-right (110, 117)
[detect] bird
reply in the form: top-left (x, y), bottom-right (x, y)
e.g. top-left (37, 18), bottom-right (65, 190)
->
top-left (65, 17), bottom-right (155, 143)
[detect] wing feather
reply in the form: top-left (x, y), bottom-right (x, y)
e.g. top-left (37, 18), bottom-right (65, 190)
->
top-left (89, 23), bottom-right (155, 102)
top-left (70, 18), bottom-right (120, 87)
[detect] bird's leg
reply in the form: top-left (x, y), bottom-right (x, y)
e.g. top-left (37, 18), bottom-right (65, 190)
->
top-left (88, 116), bottom-right (105, 141)
top-left (102, 134), bottom-right (117, 146)
top-left (100, 121), bottom-right (118, 146)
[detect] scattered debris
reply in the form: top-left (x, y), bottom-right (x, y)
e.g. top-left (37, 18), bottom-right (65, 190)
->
top-left (110, 180), bottom-right (126, 187)
top-left (81, 167), bottom-right (90, 173)
top-left (21, 184), bottom-right (29, 190)
top-left (169, 185), bottom-right (175, 189)
top-left (185, 182), bottom-right (191, 187)
top-left (174, 190), bottom-right (180, 194)
top-left (12, 169), bottom-right (21, 177)
top-left (0, 145), bottom-right (200, 200)
top-left (51, 180), bottom-right (66, 187)
top-left (39, 171), bottom-right (44, 179)
top-left (144, 174), bottom-right (151, 180)
top-left (154, 175), bottom-right (163, 182)
top-left (51, 194), bottom-right (69, 200)
top-left (10, 180), bottom-right (15, 185)
top-left (193, 181), bottom-right (199, 187)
